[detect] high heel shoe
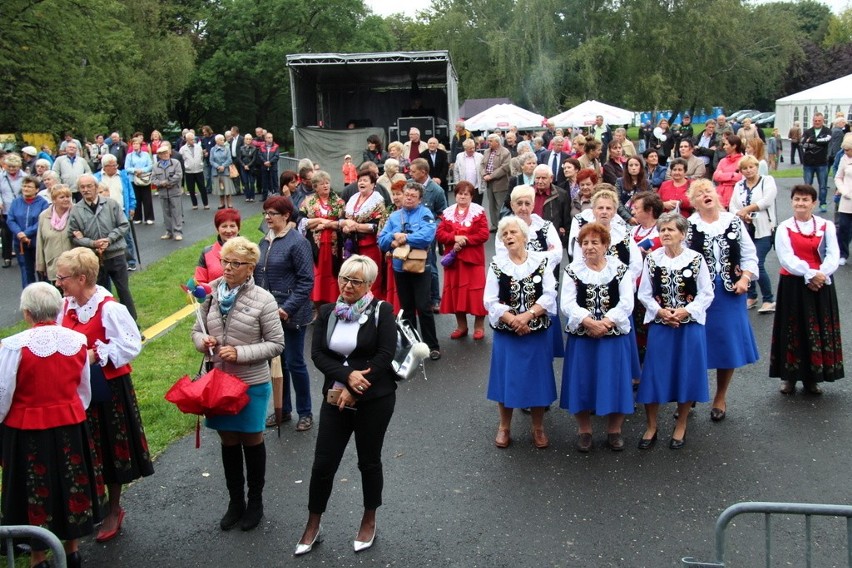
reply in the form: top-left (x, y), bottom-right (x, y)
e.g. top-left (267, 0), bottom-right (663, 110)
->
top-left (294, 525), bottom-right (323, 556)
top-left (669, 431), bottom-right (686, 450)
top-left (354, 526), bottom-right (377, 552)
top-left (637, 431), bottom-right (657, 450)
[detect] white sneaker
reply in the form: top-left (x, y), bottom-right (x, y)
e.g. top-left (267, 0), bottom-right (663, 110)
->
top-left (840, 257), bottom-right (847, 266)
top-left (145, 220), bottom-right (154, 225)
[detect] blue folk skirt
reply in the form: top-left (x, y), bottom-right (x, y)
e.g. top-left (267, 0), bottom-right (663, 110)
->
top-left (487, 329), bottom-right (557, 408)
top-left (637, 323), bottom-right (710, 404)
top-left (550, 313), bottom-right (565, 358)
top-left (560, 333), bottom-right (635, 415)
top-left (705, 276), bottom-right (760, 369)
top-left (206, 382), bottom-right (271, 433)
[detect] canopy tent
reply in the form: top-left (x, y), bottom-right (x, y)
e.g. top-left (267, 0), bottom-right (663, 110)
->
top-left (774, 74), bottom-right (852, 139)
top-left (463, 103), bottom-right (546, 131)
top-left (550, 100), bottom-right (635, 128)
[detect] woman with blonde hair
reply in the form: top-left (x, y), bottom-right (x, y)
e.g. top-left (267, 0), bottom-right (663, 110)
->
top-left (35, 184), bottom-right (75, 283)
top-left (745, 137), bottom-right (769, 176)
top-left (386, 141), bottom-right (410, 176)
top-left (376, 158), bottom-right (406, 193)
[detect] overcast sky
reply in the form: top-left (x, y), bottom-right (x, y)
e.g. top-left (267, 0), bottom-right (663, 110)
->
top-left (365, 0), bottom-right (849, 18)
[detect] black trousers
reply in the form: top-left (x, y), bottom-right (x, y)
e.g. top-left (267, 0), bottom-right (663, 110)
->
top-left (0, 214), bottom-right (10, 261)
top-left (308, 393), bottom-right (395, 514)
top-left (185, 172), bottom-right (208, 207)
top-left (394, 269), bottom-right (439, 350)
top-left (97, 254), bottom-right (138, 321)
top-left (132, 184), bottom-right (155, 222)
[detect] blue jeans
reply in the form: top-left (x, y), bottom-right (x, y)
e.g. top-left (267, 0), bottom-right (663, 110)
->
top-left (803, 164), bottom-right (829, 205)
top-left (748, 235), bottom-right (774, 302)
top-left (428, 239), bottom-right (440, 305)
top-left (124, 226), bottom-right (137, 267)
top-left (240, 168), bottom-right (255, 199)
top-left (281, 326), bottom-right (312, 418)
top-left (837, 212), bottom-right (851, 260)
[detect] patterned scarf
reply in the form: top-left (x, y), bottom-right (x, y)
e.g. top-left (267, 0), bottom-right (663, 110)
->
top-left (217, 280), bottom-right (242, 316)
top-left (50, 206), bottom-right (69, 231)
top-left (334, 292), bottom-right (374, 322)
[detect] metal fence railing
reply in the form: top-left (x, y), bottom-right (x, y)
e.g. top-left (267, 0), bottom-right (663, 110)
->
top-left (0, 525), bottom-right (66, 568)
top-left (682, 502), bottom-right (852, 568)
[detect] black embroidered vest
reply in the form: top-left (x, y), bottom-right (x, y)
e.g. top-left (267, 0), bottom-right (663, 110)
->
top-left (490, 259), bottom-right (551, 332)
top-left (564, 263), bottom-right (628, 336)
top-left (686, 218), bottom-right (742, 292)
top-left (648, 253), bottom-right (702, 324)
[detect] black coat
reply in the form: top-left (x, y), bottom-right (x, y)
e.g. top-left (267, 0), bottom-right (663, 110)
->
top-left (312, 300), bottom-right (398, 402)
top-left (420, 148), bottom-right (449, 190)
top-left (538, 150), bottom-right (570, 186)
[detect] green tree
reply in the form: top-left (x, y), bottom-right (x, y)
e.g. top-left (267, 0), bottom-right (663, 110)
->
top-left (823, 9), bottom-right (852, 49)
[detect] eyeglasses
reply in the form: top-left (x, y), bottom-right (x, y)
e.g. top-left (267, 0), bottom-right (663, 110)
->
top-left (339, 276), bottom-right (367, 287)
top-left (262, 211), bottom-right (283, 217)
top-left (55, 274), bottom-right (74, 282)
top-left (220, 259), bottom-right (251, 268)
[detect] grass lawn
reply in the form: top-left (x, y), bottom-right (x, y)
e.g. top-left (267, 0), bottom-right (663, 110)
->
top-left (0, 214), bottom-right (265, 458)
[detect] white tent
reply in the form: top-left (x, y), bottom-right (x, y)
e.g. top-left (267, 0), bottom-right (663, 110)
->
top-left (463, 103), bottom-right (546, 130)
top-left (774, 74), bottom-right (852, 139)
top-left (549, 100), bottom-right (634, 128)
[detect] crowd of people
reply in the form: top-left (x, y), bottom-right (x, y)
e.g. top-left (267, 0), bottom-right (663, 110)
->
top-left (0, 111), bottom-right (849, 564)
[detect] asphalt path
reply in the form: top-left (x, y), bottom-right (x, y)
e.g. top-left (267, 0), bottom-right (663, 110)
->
top-left (4, 180), bottom-right (852, 567)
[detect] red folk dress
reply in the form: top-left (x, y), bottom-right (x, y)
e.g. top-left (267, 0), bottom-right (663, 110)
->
top-left (344, 190), bottom-right (387, 299)
top-left (436, 203), bottom-right (489, 316)
top-left (301, 192), bottom-right (345, 304)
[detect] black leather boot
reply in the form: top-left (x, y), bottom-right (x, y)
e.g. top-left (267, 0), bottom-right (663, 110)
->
top-left (240, 442), bottom-right (266, 531)
top-left (219, 444), bottom-right (245, 531)
top-left (67, 551), bottom-right (82, 568)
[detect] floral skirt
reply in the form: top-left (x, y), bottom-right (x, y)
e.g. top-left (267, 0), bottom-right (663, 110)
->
top-left (769, 274), bottom-right (845, 383)
top-left (87, 374), bottom-right (155, 485)
top-left (1, 422), bottom-right (105, 546)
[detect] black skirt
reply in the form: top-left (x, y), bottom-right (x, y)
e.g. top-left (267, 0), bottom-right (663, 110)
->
top-left (769, 274), bottom-right (845, 383)
top-left (1, 422), bottom-right (104, 546)
top-left (87, 373), bottom-right (155, 485)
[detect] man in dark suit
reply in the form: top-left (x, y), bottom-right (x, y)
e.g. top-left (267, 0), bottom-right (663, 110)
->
top-left (420, 137), bottom-right (449, 195)
top-left (538, 136), bottom-right (569, 187)
top-left (108, 132), bottom-right (128, 170)
top-left (532, 164), bottom-right (571, 247)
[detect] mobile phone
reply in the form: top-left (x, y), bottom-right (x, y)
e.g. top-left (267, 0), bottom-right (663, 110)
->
top-left (326, 389), bottom-right (342, 404)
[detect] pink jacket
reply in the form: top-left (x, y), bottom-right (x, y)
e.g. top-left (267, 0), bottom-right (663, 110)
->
top-left (712, 152), bottom-right (743, 208)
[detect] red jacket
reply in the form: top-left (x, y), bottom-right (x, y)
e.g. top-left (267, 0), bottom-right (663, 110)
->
top-left (435, 205), bottom-right (490, 266)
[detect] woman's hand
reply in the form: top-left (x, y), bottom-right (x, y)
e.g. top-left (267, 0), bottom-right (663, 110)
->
top-left (338, 388), bottom-right (356, 410)
top-left (454, 235), bottom-right (468, 247)
top-left (672, 308), bottom-right (691, 322)
top-left (278, 308), bottom-right (289, 321)
top-left (347, 368), bottom-right (372, 394)
top-left (732, 274), bottom-right (750, 295)
top-left (218, 345), bottom-right (238, 362)
top-left (202, 335), bottom-right (218, 349)
top-left (217, 166), bottom-right (224, 172)
top-left (582, 316), bottom-right (610, 338)
top-left (656, 308), bottom-right (680, 328)
top-left (87, 348), bottom-right (99, 365)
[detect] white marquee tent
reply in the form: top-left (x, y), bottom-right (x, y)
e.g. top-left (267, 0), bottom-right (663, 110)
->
top-left (549, 100), bottom-right (635, 128)
top-left (774, 74), bottom-right (852, 138)
top-left (463, 103), bottom-right (546, 130)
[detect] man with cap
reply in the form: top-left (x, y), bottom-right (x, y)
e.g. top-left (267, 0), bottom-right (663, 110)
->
top-left (150, 143), bottom-right (185, 241)
top-left (20, 146), bottom-right (37, 174)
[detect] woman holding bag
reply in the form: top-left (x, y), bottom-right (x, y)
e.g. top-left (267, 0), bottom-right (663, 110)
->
top-left (192, 236), bottom-right (284, 531)
top-left (296, 255), bottom-right (397, 555)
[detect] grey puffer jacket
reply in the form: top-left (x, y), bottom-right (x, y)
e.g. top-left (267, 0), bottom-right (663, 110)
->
top-left (192, 276), bottom-right (285, 386)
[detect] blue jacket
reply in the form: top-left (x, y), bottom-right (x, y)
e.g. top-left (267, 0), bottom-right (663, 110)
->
top-left (124, 150), bottom-right (152, 175)
top-left (646, 164), bottom-right (668, 189)
top-left (254, 230), bottom-right (315, 327)
top-left (421, 178), bottom-right (447, 218)
top-left (378, 204), bottom-right (437, 272)
top-left (7, 196), bottom-right (49, 250)
top-left (94, 169), bottom-right (137, 217)
top-left (209, 145), bottom-right (232, 177)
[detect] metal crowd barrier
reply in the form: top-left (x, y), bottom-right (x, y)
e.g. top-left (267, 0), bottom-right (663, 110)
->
top-left (0, 525), bottom-right (66, 568)
top-left (682, 502), bottom-right (852, 567)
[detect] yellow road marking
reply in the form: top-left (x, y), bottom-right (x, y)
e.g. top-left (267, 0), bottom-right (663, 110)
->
top-left (141, 304), bottom-right (196, 343)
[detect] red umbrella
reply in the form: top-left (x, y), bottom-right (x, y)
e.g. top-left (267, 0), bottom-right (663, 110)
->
top-left (165, 368), bottom-right (250, 416)
top-left (165, 369), bottom-right (250, 447)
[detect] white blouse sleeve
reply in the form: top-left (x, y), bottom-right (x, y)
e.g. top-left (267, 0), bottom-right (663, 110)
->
top-left (756, 176), bottom-right (777, 211)
top-left (627, 238), bottom-right (643, 281)
top-left (736, 217), bottom-right (759, 279)
top-left (687, 256), bottom-right (714, 324)
top-left (78, 362), bottom-right (92, 410)
top-left (484, 266), bottom-right (509, 328)
top-left (728, 182), bottom-right (745, 213)
top-left (560, 272), bottom-right (589, 331)
top-left (94, 301), bottom-right (142, 368)
top-left (0, 344), bottom-right (21, 423)
top-left (775, 220), bottom-right (818, 284)
top-left (567, 217), bottom-right (580, 261)
top-left (538, 268), bottom-right (558, 316)
top-left (637, 259), bottom-right (661, 324)
top-left (545, 224), bottom-right (564, 269)
top-left (819, 221), bottom-right (840, 281)
top-left (604, 271), bottom-right (634, 333)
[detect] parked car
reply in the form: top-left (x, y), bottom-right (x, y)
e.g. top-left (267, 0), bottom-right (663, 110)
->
top-left (753, 112), bottom-right (775, 127)
top-left (728, 109), bottom-right (759, 122)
